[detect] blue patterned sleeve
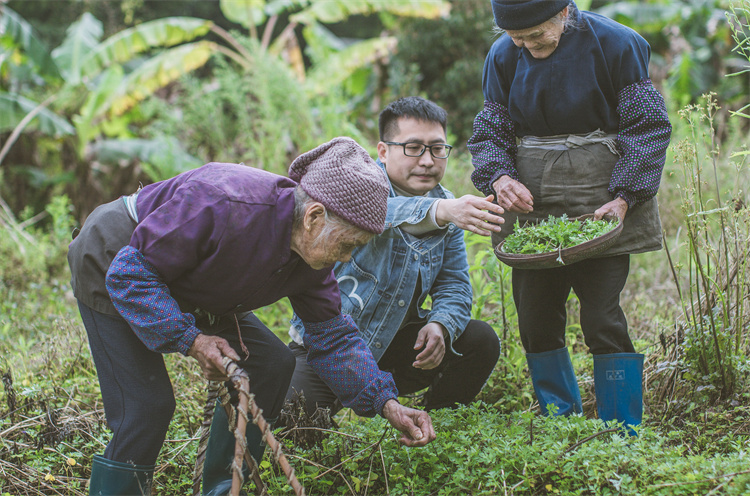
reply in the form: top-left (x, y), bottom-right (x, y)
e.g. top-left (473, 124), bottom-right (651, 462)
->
top-left (106, 245), bottom-right (201, 355)
top-left (468, 100), bottom-right (518, 196)
top-left (302, 314), bottom-right (398, 417)
top-left (612, 79), bottom-right (672, 207)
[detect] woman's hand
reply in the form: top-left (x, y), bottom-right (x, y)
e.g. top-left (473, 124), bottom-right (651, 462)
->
top-left (492, 175), bottom-right (534, 213)
top-left (381, 399), bottom-right (437, 447)
top-left (435, 195), bottom-right (504, 236)
top-left (412, 322), bottom-right (446, 370)
top-left (594, 197), bottom-right (628, 221)
top-left (187, 334), bottom-right (240, 381)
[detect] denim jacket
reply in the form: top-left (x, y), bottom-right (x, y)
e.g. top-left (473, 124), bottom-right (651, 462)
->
top-left (291, 161), bottom-right (473, 362)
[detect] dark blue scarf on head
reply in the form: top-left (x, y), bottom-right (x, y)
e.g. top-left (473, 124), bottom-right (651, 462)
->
top-left (491, 0), bottom-right (570, 30)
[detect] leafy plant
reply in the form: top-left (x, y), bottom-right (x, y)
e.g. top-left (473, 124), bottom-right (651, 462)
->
top-left (501, 214), bottom-right (619, 255)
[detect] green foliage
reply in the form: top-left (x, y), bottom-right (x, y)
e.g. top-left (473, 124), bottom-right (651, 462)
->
top-left (0, 195), bottom-right (77, 352)
top-left (726, 1), bottom-right (750, 122)
top-left (0, 5), bottom-right (61, 81)
top-left (501, 215), bottom-right (619, 255)
top-left (597, 0), bottom-right (741, 109)
top-left (140, 43), bottom-right (318, 172)
top-left (662, 93), bottom-right (749, 404)
top-left (388, 0), bottom-right (495, 144)
top-left (0, 93), bottom-right (74, 136)
top-left (265, 405), bottom-right (750, 495)
top-left (87, 137), bottom-right (202, 183)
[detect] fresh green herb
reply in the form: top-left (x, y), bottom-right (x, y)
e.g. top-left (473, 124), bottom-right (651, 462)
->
top-left (501, 214), bottom-right (618, 255)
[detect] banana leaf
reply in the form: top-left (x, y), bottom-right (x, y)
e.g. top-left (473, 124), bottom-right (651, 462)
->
top-left (220, 0), bottom-right (268, 29)
top-left (291, 0), bottom-right (450, 25)
top-left (0, 6), bottom-right (60, 79)
top-left (89, 137), bottom-right (202, 182)
top-left (76, 17), bottom-right (213, 85)
top-left (51, 12), bottom-right (104, 84)
top-left (305, 36), bottom-right (396, 95)
top-left (98, 41), bottom-right (215, 117)
top-left (0, 92), bottom-right (74, 136)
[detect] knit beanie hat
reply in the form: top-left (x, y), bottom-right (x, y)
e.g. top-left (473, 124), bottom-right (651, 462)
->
top-left (289, 137), bottom-right (389, 234)
top-left (491, 0), bottom-right (569, 30)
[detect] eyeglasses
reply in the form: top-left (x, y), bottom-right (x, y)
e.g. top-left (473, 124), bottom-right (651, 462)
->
top-left (384, 141), bottom-right (453, 159)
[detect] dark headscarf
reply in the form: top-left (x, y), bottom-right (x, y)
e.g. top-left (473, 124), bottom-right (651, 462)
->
top-left (491, 0), bottom-right (570, 30)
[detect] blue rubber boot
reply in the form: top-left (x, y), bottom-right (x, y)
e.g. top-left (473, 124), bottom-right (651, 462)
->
top-left (593, 353), bottom-right (644, 436)
top-left (526, 347), bottom-right (583, 416)
top-left (89, 454), bottom-right (154, 495)
top-left (202, 402), bottom-right (267, 496)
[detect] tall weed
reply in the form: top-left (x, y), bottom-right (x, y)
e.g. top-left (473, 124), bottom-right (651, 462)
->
top-left (658, 94), bottom-right (749, 412)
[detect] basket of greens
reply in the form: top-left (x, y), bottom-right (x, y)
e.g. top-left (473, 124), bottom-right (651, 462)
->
top-left (494, 213), bottom-right (623, 269)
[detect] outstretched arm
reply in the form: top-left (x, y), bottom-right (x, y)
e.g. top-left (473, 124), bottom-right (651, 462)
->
top-left (435, 195), bottom-right (504, 236)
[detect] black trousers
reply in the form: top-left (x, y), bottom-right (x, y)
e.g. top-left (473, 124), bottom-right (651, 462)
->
top-left (512, 254), bottom-right (634, 355)
top-left (77, 302), bottom-right (295, 465)
top-left (285, 319), bottom-right (500, 414)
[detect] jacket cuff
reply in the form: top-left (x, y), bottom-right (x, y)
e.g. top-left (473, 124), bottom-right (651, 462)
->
top-left (177, 327), bottom-right (202, 356)
top-left (376, 392), bottom-right (399, 417)
top-left (615, 191), bottom-right (636, 209)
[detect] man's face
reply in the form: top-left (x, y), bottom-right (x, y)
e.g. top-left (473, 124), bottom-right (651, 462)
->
top-left (377, 117), bottom-right (448, 196)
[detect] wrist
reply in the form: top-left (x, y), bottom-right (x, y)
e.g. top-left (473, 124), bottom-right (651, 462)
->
top-left (381, 398), bottom-right (400, 417)
top-left (434, 199), bottom-right (449, 227)
top-left (185, 331), bottom-right (205, 358)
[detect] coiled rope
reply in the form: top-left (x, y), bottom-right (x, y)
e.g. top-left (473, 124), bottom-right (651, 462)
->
top-left (192, 357), bottom-right (305, 496)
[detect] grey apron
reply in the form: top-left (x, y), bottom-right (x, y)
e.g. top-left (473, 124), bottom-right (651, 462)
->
top-left (491, 133), bottom-right (662, 258)
top-left (68, 198), bottom-right (137, 316)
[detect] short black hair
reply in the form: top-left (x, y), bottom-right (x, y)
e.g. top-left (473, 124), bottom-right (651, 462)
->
top-left (378, 97), bottom-right (448, 142)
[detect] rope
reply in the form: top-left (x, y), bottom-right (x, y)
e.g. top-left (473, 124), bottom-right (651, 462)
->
top-left (192, 382), bottom-right (221, 495)
top-left (193, 358), bottom-right (305, 496)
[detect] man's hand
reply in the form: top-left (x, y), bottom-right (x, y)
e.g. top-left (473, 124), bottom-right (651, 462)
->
top-left (492, 175), bottom-right (534, 213)
top-left (594, 197), bottom-right (628, 222)
top-left (187, 333), bottom-right (240, 381)
top-left (413, 322), bottom-right (446, 370)
top-left (435, 195), bottom-right (504, 236)
top-left (381, 399), bottom-right (436, 447)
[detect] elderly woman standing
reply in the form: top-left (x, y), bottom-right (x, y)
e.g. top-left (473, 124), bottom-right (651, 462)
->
top-left (68, 137), bottom-right (435, 496)
top-left (468, 0), bottom-right (671, 433)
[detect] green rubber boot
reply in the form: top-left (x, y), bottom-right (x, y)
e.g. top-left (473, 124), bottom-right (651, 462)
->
top-left (89, 454), bottom-right (154, 495)
top-left (202, 402), bottom-right (268, 496)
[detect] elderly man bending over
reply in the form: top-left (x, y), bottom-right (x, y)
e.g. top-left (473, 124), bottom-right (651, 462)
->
top-left (68, 137), bottom-right (435, 496)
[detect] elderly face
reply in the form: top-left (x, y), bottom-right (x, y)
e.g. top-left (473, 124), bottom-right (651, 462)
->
top-left (303, 226), bottom-right (372, 270)
top-left (292, 203), bottom-right (374, 270)
top-left (505, 7), bottom-right (568, 59)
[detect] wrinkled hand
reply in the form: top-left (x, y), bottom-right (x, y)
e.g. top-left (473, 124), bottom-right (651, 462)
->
top-left (187, 334), bottom-right (240, 381)
top-left (492, 175), bottom-right (534, 213)
top-left (435, 195), bottom-right (504, 236)
top-left (381, 399), bottom-right (436, 447)
top-left (594, 197), bottom-right (628, 222)
top-left (413, 323), bottom-right (446, 370)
